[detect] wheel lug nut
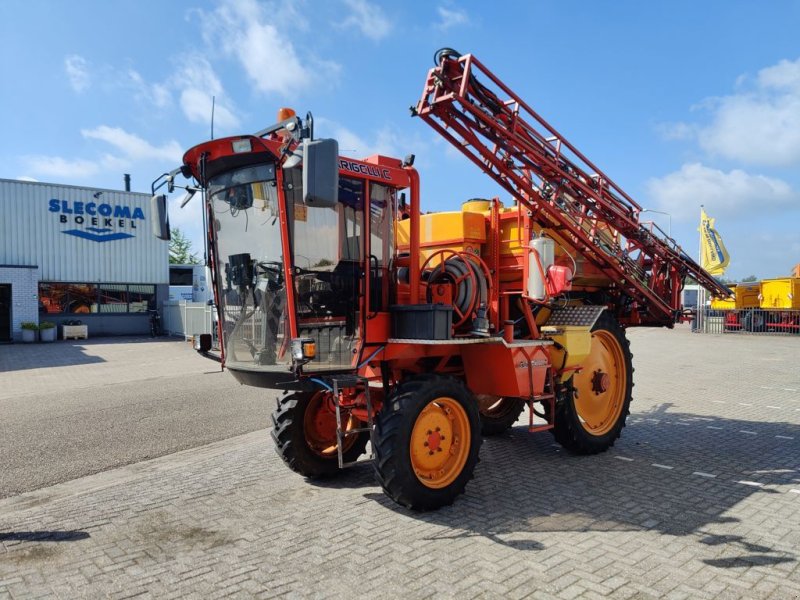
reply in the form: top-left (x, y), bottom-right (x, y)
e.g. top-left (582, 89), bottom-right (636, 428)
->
top-left (427, 430), bottom-right (432, 435)
top-left (437, 448), bottom-right (442, 452)
top-left (428, 451), bottom-right (434, 456)
top-left (435, 427), bottom-right (440, 432)
top-left (423, 441), bottom-right (428, 447)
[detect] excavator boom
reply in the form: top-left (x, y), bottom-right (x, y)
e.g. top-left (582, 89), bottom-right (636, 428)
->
top-left (414, 49), bottom-right (729, 326)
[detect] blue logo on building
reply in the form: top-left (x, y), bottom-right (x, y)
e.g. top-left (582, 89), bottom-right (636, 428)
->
top-left (49, 199), bottom-right (144, 243)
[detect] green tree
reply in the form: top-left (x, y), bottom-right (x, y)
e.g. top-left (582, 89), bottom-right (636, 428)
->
top-left (169, 228), bottom-right (201, 264)
top-left (740, 275), bottom-right (758, 282)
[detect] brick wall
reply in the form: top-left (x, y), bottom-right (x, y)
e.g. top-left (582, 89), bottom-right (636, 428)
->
top-left (0, 266), bottom-right (39, 341)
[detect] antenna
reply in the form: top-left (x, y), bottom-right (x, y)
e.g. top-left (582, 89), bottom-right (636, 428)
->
top-left (210, 95), bottom-right (215, 140)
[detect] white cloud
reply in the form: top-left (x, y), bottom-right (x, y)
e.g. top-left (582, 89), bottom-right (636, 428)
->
top-left (198, 0), bottom-right (316, 96)
top-left (65, 55), bottom-right (90, 93)
top-left (174, 56), bottom-right (239, 130)
top-left (645, 162), bottom-right (797, 220)
top-left (16, 176), bottom-right (39, 182)
top-left (81, 126), bottom-right (184, 163)
top-left (655, 121), bottom-right (695, 141)
top-left (128, 70), bottom-right (171, 109)
top-left (317, 118), bottom-right (404, 158)
top-left (757, 58), bottom-right (800, 92)
top-left (21, 128), bottom-right (184, 183)
top-left (341, 0), bottom-right (391, 41)
top-left (436, 5), bottom-right (468, 30)
top-left (21, 156), bottom-right (101, 179)
top-left (687, 57), bottom-right (800, 167)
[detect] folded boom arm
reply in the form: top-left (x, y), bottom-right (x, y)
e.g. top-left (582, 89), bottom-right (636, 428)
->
top-left (414, 50), bottom-right (729, 326)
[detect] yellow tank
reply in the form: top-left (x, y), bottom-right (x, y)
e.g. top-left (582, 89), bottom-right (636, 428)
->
top-left (398, 198), bottom-right (613, 288)
top-left (760, 278), bottom-right (800, 309)
top-left (396, 204), bottom-right (487, 262)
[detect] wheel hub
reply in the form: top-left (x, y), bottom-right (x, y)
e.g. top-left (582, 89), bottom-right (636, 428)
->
top-left (303, 391), bottom-right (358, 457)
top-left (591, 370), bottom-right (610, 395)
top-left (425, 428), bottom-right (444, 453)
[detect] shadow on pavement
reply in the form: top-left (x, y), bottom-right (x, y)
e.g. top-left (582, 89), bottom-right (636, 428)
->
top-left (0, 530), bottom-right (90, 542)
top-left (336, 407), bottom-right (798, 566)
top-left (0, 342), bottom-right (106, 373)
top-left (0, 336), bottom-right (184, 373)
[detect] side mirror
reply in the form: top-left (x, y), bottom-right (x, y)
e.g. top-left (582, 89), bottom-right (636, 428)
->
top-left (151, 194), bottom-right (170, 240)
top-left (302, 138), bottom-right (339, 208)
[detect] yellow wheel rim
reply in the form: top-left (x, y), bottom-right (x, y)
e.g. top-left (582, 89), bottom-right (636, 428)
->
top-left (572, 329), bottom-right (626, 436)
top-left (410, 397), bottom-right (471, 489)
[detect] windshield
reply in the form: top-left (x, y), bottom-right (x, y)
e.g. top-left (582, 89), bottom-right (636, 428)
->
top-left (209, 162), bottom-right (363, 374)
top-left (210, 164), bottom-right (289, 370)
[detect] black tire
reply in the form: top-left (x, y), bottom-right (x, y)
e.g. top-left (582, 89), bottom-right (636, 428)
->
top-left (551, 313), bottom-right (633, 455)
top-left (374, 375), bottom-right (482, 510)
top-left (478, 396), bottom-right (525, 436)
top-left (271, 391), bottom-right (369, 478)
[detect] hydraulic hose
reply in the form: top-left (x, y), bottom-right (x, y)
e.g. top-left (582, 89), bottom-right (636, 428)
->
top-left (427, 255), bottom-right (488, 327)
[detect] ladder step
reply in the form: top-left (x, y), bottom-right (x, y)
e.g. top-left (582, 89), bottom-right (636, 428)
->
top-left (340, 457), bottom-right (375, 468)
top-left (529, 423), bottom-right (554, 433)
top-left (330, 375), bottom-right (377, 470)
top-left (339, 427), bottom-right (372, 436)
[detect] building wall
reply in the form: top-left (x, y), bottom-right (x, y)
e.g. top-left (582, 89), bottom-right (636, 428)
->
top-left (0, 179), bottom-right (168, 284)
top-left (0, 265), bottom-right (39, 341)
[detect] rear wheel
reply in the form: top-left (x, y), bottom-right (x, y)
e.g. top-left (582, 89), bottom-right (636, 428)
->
top-left (551, 313), bottom-right (633, 454)
top-left (374, 375), bottom-right (481, 510)
top-left (477, 395), bottom-right (525, 435)
top-left (271, 390), bottom-right (369, 478)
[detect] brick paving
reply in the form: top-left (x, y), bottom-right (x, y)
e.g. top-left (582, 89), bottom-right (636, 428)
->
top-left (1, 325), bottom-right (799, 598)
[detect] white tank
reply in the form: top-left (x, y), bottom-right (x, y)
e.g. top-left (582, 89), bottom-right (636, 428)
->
top-left (528, 236), bottom-right (554, 300)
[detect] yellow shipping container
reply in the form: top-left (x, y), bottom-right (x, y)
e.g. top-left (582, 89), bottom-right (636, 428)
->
top-left (735, 283), bottom-right (761, 309)
top-left (760, 277), bottom-right (800, 310)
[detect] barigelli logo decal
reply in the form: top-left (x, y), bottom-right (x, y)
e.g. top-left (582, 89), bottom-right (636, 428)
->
top-left (338, 159), bottom-right (392, 180)
top-left (49, 199), bottom-right (145, 242)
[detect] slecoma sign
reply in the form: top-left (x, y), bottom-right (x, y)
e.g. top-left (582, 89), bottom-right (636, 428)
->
top-left (48, 199), bottom-right (145, 242)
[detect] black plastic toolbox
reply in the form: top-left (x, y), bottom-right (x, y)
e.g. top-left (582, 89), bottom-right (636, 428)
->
top-left (390, 304), bottom-right (453, 340)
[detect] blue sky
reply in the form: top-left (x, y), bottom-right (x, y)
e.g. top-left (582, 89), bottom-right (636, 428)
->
top-left (2, 0), bottom-right (799, 280)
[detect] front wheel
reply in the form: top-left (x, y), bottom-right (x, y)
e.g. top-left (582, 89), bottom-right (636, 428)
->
top-left (374, 375), bottom-right (482, 510)
top-left (271, 391), bottom-right (369, 478)
top-left (551, 313), bottom-right (633, 454)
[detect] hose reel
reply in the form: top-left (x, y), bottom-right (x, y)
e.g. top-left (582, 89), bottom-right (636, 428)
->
top-left (421, 250), bottom-right (491, 334)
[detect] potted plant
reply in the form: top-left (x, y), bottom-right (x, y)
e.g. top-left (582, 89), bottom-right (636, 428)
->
top-left (20, 321), bottom-right (38, 343)
top-left (39, 321), bottom-right (56, 342)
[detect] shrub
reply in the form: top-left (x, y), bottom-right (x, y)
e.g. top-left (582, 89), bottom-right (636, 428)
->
top-left (39, 321), bottom-right (56, 330)
top-left (21, 321), bottom-right (38, 331)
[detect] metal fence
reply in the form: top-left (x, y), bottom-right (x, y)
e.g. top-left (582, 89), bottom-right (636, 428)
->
top-left (694, 307), bottom-right (800, 335)
top-left (162, 301), bottom-right (216, 341)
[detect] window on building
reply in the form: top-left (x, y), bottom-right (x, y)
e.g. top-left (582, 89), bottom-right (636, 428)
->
top-left (39, 283), bottom-right (98, 314)
top-left (169, 267), bottom-right (193, 286)
top-left (128, 285), bottom-right (155, 312)
top-left (38, 283), bottom-right (155, 314)
top-left (99, 284), bottom-right (128, 313)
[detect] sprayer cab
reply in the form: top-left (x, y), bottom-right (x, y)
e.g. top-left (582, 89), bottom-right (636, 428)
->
top-left (152, 110), bottom-right (418, 389)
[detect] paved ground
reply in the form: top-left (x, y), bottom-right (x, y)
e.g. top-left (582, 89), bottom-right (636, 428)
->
top-left (0, 338), bottom-right (271, 497)
top-left (1, 326), bottom-right (799, 599)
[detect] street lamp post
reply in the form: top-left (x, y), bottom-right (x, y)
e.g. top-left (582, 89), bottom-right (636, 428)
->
top-left (641, 208), bottom-right (671, 238)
